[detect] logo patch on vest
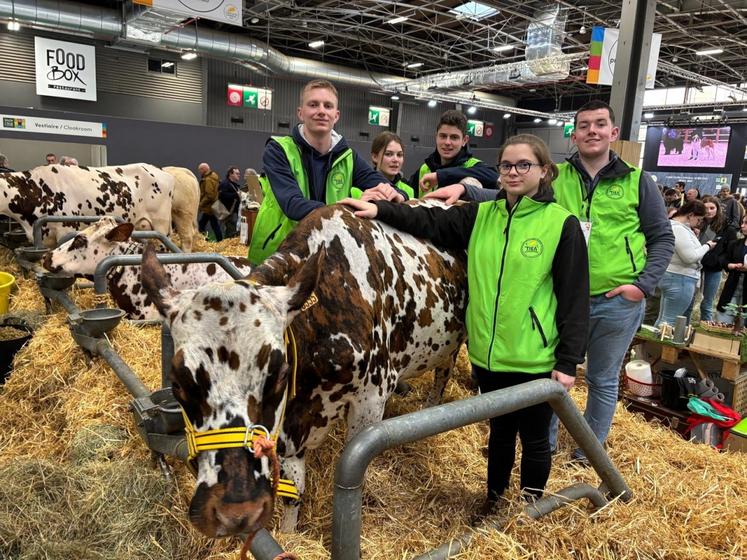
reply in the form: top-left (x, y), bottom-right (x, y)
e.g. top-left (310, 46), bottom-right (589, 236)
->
top-left (605, 184), bottom-right (624, 199)
top-left (520, 238), bottom-right (544, 258)
top-left (331, 172), bottom-right (345, 189)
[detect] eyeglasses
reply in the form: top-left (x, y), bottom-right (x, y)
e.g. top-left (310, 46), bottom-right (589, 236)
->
top-left (497, 162), bottom-right (541, 175)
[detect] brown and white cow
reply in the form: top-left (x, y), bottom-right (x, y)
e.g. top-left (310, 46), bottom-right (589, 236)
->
top-left (141, 202), bottom-right (467, 536)
top-left (44, 217), bottom-right (252, 320)
top-left (0, 163), bottom-right (174, 247)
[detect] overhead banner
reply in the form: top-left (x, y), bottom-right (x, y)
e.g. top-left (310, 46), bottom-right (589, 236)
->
top-left (1, 115), bottom-right (106, 138)
top-left (34, 37), bottom-right (97, 101)
top-left (134, 0), bottom-right (242, 26)
top-left (368, 106), bottom-right (390, 127)
top-left (226, 84), bottom-right (272, 110)
top-left (467, 119), bottom-right (484, 137)
top-left (587, 26), bottom-right (661, 89)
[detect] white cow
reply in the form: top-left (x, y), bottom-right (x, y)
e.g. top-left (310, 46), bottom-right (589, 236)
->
top-left (163, 166), bottom-right (199, 252)
top-left (0, 163), bottom-right (174, 248)
top-left (43, 217), bottom-right (252, 320)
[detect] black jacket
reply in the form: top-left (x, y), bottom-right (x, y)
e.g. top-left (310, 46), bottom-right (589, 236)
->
top-left (373, 189), bottom-right (589, 376)
top-left (408, 145), bottom-right (498, 196)
top-left (716, 237), bottom-right (747, 312)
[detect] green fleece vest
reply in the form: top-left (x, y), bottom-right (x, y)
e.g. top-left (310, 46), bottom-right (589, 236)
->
top-left (553, 162), bottom-right (645, 296)
top-left (248, 136), bottom-right (353, 264)
top-left (467, 196), bottom-right (571, 373)
top-left (350, 179), bottom-right (414, 200)
top-left (417, 157), bottom-right (480, 197)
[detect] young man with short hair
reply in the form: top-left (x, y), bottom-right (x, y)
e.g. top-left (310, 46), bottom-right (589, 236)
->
top-left (548, 100), bottom-right (674, 461)
top-left (410, 109), bottom-right (498, 198)
top-left (249, 79), bottom-right (403, 264)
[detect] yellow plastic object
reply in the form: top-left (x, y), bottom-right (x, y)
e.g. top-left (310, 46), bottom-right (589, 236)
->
top-left (0, 271), bottom-right (15, 314)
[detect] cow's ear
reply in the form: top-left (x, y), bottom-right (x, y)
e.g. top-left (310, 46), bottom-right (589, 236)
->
top-left (105, 222), bottom-right (135, 242)
top-left (141, 243), bottom-right (179, 320)
top-left (285, 246), bottom-right (324, 317)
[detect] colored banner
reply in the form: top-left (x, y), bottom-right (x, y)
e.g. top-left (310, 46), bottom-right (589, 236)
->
top-left (368, 106), bottom-right (390, 126)
top-left (587, 26), bottom-right (661, 89)
top-left (225, 84), bottom-right (272, 110)
top-left (467, 119), bottom-right (484, 137)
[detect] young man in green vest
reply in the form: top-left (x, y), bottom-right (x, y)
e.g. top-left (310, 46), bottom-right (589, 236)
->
top-left (423, 100), bottom-right (675, 463)
top-left (409, 110), bottom-right (498, 198)
top-left (248, 79), bottom-right (406, 264)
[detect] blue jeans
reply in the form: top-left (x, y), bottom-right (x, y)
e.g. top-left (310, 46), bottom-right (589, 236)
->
top-left (549, 294), bottom-right (645, 455)
top-left (655, 272), bottom-right (697, 327)
top-left (699, 270), bottom-right (722, 322)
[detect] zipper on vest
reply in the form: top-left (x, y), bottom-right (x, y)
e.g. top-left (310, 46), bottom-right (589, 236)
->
top-left (624, 236), bottom-right (637, 272)
top-left (262, 222), bottom-right (283, 250)
top-left (486, 204), bottom-right (517, 367)
top-left (528, 306), bottom-right (548, 348)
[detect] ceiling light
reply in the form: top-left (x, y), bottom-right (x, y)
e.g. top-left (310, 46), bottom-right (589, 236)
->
top-left (579, 25), bottom-right (587, 35)
top-left (406, 62), bottom-right (424, 69)
top-left (529, 88), bottom-right (536, 93)
top-left (493, 44), bottom-right (515, 53)
top-left (181, 51), bottom-right (197, 60)
top-left (743, 107), bottom-right (747, 112)
top-left (672, 56), bottom-right (678, 62)
top-left (449, 2), bottom-right (499, 21)
top-left (533, 117), bottom-right (542, 123)
top-left (391, 95), bottom-right (400, 100)
top-left (249, 17), bottom-right (259, 24)
top-left (7, 20), bottom-right (20, 31)
top-left (467, 106), bottom-right (477, 115)
top-left (695, 48), bottom-right (723, 56)
top-left (386, 16), bottom-right (409, 24)
top-left (643, 112), bottom-right (654, 119)
top-left (428, 99), bottom-right (437, 108)
top-left (548, 118), bottom-right (557, 125)
top-left (161, 61), bottom-right (174, 68)
top-left (556, 121), bottom-right (563, 127)
top-left (503, 113), bottom-right (511, 119)
top-left (309, 40), bottom-right (325, 49)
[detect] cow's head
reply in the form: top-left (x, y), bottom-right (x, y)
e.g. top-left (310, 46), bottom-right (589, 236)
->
top-left (43, 217), bottom-right (134, 275)
top-left (141, 243), bottom-right (321, 537)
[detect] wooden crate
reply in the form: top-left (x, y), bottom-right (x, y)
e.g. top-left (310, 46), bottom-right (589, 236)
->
top-left (689, 332), bottom-right (741, 360)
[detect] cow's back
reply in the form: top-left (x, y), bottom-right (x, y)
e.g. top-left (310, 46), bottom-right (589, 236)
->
top-left (163, 166), bottom-right (199, 251)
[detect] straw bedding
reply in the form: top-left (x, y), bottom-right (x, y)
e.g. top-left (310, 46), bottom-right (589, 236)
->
top-left (0, 243), bottom-right (745, 560)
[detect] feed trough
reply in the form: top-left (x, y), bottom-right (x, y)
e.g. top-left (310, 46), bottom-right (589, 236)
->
top-left (72, 308), bottom-right (126, 338)
top-left (36, 272), bottom-right (76, 291)
top-left (15, 247), bottom-right (48, 262)
top-left (2, 231), bottom-right (30, 249)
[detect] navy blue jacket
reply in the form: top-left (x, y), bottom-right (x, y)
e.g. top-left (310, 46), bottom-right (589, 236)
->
top-left (263, 125), bottom-right (400, 221)
top-left (408, 145), bottom-right (498, 195)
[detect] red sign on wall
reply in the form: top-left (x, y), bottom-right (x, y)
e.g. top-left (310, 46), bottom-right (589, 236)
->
top-left (484, 124), bottom-right (494, 138)
top-left (227, 84), bottom-right (243, 107)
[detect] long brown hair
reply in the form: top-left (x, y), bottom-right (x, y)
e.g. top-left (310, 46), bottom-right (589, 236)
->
top-left (672, 199), bottom-right (706, 218)
top-left (371, 131), bottom-right (404, 172)
top-left (701, 195), bottom-right (725, 233)
top-left (497, 134), bottom-right (558, 196)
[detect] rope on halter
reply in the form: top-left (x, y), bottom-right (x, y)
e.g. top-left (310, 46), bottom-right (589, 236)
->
top-left (240, 435), bottom-right (298, 560)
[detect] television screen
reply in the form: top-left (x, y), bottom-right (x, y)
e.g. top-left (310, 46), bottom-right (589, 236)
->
top-left (656, 126), bottom-right (731, 168)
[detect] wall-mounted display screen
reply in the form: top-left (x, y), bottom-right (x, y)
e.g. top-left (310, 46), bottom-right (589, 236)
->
top-left (656, 126), bottom-right (731, 168)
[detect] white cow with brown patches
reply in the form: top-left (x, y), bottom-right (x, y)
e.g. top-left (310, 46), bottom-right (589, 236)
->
top-left (43, 217), bottom-right (252, 320)
top-left (141, 203), bottom-right (467, 537)
top-left (0, 163), bottom-right (174, 247)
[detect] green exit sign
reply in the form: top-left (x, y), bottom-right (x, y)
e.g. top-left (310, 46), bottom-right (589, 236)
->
top-left (563, 123), bottom-right (575, 137)
top-left (368, 106), bottom-right (390, 126)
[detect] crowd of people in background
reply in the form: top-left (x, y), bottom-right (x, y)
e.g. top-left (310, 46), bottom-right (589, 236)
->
top-left (654, 180), bottom-right (747, 327)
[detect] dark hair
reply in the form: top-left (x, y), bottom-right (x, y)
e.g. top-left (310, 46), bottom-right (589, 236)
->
top-left (371, 132), bottom-right (404, 172)
top-left (497, 134), bottom-right (558, 196)
top-left (437, 110), bottom-right (468, 136)
top-left (299, 79), bottom-right (338, 106)
top-left (675, 181), bottom-right (686, 188)
top-left (664, 188), bottom-right (678, 196)
top-left (672, 199), bottom-right (706, 218)
top-left (574, 100), bottom-right (615, 127)
top-left (225, 166), bottom-right (240, 180)
top-left (701, 195), bottom-right (725, 233)
top-left (46, 153), bottom-right (55, 158)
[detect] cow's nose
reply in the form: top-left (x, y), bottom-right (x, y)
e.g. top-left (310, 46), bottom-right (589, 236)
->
top-left (214, 497), bottom-right (270, 536)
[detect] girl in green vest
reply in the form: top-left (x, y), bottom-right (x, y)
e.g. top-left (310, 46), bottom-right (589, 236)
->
top-left (370, 131), bottom-right (415, 199)
top-left (341, 134), bottom-right (589, 520)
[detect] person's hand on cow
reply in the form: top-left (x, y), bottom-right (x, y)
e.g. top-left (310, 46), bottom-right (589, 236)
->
top-left (360, 183), bottom-right (404, 203)
top-left (551, 369), bottom-right (575, 391)
top-left (340, 198), bottom-right (379, 219)
top-left (419, 172), bottom-right (438, 194)
top-left (424, 184), bottom-right (465, 205)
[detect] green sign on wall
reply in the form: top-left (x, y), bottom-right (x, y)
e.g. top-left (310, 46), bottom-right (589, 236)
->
top-left (563, 123), bottom-right (575, 137)
top-left (243, 88), bottom-right (258, 108)
top-left (368, 106), bottom-right (390, 126)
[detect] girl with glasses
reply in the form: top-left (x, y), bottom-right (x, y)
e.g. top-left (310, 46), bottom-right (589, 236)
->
top-left (340, 134), bottom-right (589, 520)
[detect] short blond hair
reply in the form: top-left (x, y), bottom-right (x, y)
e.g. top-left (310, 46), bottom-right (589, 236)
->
top-left (299, 79), bottom-right (339, 106)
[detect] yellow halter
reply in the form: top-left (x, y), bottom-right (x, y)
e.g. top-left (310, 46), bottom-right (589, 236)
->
top-left (181, 326), bottom-right (300, 501)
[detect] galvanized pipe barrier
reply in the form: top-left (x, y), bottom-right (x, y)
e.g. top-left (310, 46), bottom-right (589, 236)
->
top-left (39, 286), bottom-right (80, 315)
top-left (130, 231), bottom-right (182, 253)
top-left (331, 379), bottom-right (632, 560)
top-left (93, 253), bottom-right (246, 298)
top-left (33, 215), bottom-right (124, 248)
